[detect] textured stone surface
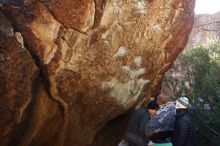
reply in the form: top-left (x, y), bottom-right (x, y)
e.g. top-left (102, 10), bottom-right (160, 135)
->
top-left (17, 83), bottom-right (63, 146)
top-left (0, 11), bottom-right (38, 146)
top-left (0, 0), bottom-right (195, 145)
top-left (186, 11), bottom-right (220, 48)
top-left (0, 11), bottom-right (63, 146)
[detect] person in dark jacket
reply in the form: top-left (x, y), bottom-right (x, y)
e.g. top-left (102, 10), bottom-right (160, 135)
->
top-left (172, 97), bottom-right (196, 146)
top-left (126, 101), bottom-right (160, 146)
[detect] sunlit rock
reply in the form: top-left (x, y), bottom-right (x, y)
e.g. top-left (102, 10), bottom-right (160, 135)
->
top-left (0, 0), bottom-right (195, 145)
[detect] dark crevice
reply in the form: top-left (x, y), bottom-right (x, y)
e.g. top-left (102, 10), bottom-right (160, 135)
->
top-left (92, 0), bottom-right (107, 29)
top-left (0, 8), bottom-right (46, 75)
top-left (1, 7), bottom-right (69, 145)
top-left (91, 112), bottom-right (130, 146)
top-left (1, 6), bottom-right (68, 146)
top-left (8, 72), bottom-right (42, 146)
top-left (0, 4), bottom-right (66, 117)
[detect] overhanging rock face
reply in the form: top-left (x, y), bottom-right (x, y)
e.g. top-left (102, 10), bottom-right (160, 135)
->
top-left (0, 0), bottom-right (195, 146)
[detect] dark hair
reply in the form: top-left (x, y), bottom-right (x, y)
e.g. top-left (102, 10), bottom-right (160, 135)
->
top-left (147, 101), bottom-right (160, 110)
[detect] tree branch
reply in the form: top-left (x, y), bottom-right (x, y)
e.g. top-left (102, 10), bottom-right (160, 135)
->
top-left (194, 107), bottom-right (220, 137)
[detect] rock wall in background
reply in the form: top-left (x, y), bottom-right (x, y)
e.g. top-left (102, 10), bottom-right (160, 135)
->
top-left (162, 11), bottom-right (220, 99)
top-left (186, 11), bottom-right (220, 48)
top-left (0, 0), bottom-right (195, 145)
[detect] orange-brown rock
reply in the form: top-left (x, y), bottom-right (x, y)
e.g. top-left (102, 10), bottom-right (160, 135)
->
top-left (0, 10), bottom-right (63, 146)
top-left (0, 11), bottom-right (38, 146)
top-left (0, 0), bottom-right (195, 145)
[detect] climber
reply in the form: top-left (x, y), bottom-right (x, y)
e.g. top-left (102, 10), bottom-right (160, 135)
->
top-left (125, 100), bottom-right (160, 146)
top-left (172, 97), bottom-right (196, 146)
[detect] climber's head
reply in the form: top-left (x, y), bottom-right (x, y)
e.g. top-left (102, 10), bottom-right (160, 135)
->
top-left (147, 101), bottom-right (160, 115)
top-left (175, 96), bottom-right (189, 109)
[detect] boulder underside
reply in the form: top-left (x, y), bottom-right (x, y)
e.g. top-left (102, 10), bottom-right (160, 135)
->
top-left (0, 0), bottom-right (195, 146)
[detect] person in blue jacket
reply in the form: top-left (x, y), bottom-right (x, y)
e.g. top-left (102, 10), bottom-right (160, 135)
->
top-left (126, 100), bottom-right (160, 146)
top-left (172, 97), bottom-right (196, 146)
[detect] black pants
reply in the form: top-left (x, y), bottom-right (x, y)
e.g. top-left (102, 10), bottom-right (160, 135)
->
top-left (126, 132), bottom-right (148, 146)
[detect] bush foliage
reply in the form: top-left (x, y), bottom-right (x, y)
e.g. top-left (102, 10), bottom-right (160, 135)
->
top-left (166, 37), bottom-right (220, 145)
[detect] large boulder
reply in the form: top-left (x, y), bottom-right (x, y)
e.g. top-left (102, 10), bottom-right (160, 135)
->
top-left (0, 0), bottom-right (195, 145)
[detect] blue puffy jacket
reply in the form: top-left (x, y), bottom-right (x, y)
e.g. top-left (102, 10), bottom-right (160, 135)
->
top-left (172, 110), bottom-right (196, 146)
